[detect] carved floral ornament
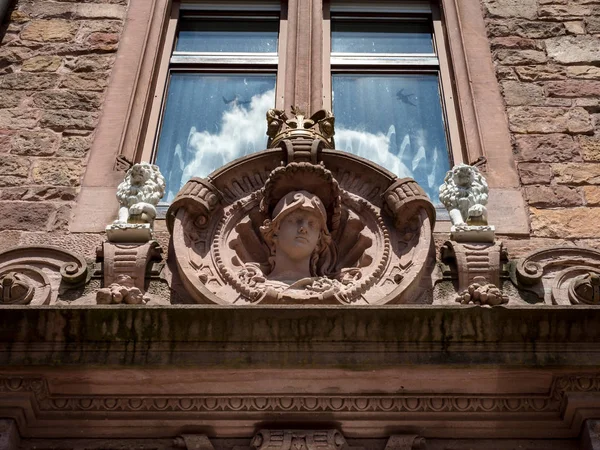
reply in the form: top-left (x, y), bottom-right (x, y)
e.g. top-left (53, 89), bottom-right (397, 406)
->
top-left (167, 109), bottom-right (436, 305)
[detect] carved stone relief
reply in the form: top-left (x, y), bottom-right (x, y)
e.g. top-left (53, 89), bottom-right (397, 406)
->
top-left (167, 110), bottom-right (436, 305)
top-left (0, 246), bottom-right (88, 305)
top-left (251, 430), bottom-right (347, 450)
top-left (511, 246), bottom-right (600, 305)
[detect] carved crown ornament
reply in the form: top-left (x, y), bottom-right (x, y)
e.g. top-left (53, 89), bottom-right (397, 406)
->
top-left (166, 108), bottom-right (436, 305)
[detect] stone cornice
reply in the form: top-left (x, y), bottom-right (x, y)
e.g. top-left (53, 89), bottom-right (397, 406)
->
top-left (0, 305), bottom-right (600, 366)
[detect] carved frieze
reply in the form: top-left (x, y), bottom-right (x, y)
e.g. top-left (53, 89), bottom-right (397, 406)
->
top-left (251, 430), bottom-right (346, 450)
top-left (166, 110), bottom-right (436, 305)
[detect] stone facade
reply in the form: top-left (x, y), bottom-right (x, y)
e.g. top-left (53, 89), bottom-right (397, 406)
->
top-left (2, 0), bottom-right (600, 449)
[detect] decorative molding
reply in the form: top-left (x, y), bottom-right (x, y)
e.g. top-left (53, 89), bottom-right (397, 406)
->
top-left (1, 374), bottom-right (599, 415)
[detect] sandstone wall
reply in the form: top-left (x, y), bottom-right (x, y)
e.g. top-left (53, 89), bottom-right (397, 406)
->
top-left (0, 0), bottom-right (126, 254)
top-left (482, 0), bottom-right (600, 243)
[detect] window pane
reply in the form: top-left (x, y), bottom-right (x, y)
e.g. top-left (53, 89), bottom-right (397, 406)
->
top-left (176, 18), bottom-right (279, 53)
top-left (331, 20), bottom-right (433, 54)
top-left (155, 73), bottom-right (276, 202)
top-left (332, 74), bottom-right (451, 205)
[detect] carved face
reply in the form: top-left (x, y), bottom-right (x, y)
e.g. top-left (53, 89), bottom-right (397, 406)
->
top-left (453, 165), bottom-right (474, 188)
top-left (130, 165), bottom-right (149, 187)
top-left (275, 209), bottom-right (321, 261)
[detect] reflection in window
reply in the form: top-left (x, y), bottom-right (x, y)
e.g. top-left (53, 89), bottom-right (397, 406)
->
top-left (333, 74), bottom-right (450, 205)
top-left (155, 74), bottom-right (276, 202)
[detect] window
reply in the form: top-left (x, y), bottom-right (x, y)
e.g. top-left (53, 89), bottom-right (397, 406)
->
top-left (141, 1), bottom-right (283, 202)
top-left (325, 0), bottom-right (461, 206)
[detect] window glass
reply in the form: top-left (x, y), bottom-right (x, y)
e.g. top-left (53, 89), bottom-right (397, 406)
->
top-left (331, 20), bottom-right (433, 54)
top-left (155, 73), bottom-right (276, 202)
top-left (332, 74), bottom-right (450, 205)
top-left (176, 18), bottom-right (279, 53)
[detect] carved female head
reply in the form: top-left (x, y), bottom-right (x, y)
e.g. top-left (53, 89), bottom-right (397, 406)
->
top-left (260, 190), bottom-right (334, 278)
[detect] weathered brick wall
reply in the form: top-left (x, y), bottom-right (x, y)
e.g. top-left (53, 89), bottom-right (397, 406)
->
top-left (483, 0), bottom-right (600, 243)
top-left (0, 0), bottom-right (126, 253)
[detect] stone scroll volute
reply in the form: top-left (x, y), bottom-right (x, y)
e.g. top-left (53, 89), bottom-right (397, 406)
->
top-left (167, 110), bottom-right (437, 305)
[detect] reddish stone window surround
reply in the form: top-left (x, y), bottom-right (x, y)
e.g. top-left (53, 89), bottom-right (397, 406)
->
top-left (71, 0), bottom-right (529, 236)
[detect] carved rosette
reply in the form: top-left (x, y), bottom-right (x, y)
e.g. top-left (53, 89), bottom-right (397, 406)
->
top-left (0, 245), bottom-right (88, 305)
top-left (511, 246), bottom-right (600, 305)
top-left (167, 112), bottom-right (436, 305)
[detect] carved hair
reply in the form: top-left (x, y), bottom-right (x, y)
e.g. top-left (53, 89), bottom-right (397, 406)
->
top-left (116, 163), bottom-right (166, 208)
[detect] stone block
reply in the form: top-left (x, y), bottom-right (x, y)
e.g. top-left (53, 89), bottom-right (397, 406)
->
top-left (22, 55), bottom-right (62, 72)
top-left (564, 21), bottom-right (585, 34)
top-left (0, 186), bottom-right (78, 201)
top-left (0, 155), bottom-right (30, 177)
top-left (494, 49), bottom-right (548, 65)
top-left (579, 136), bottom-right (600, 161)
top-left (59, 73), bottom-right (108, 92)
top-left (583, 186), bottom-right (600, 206)
top-left (86, 32), bottom-right (119, 48)
top-left (518, 163), bottom-right (553, 184)
top-left (524, 185), bottom-right (583, 207)
top-left (491, 36), bottom-right (541, 50)
top-left (546, 80), bottom-right (600, 98)
top-left (32, 90), bottom-right (102, 111)
top-left (567, 66), bottom-right (600, 79)
top-left (515, 65), bottom-right (566, 82)
top-left (0, 73), bottom-right (57, 90)
top-left (20, 20), bottom-right (78, 42)
top-left (0, 47), bottom-right (33, 68)
top-left (0, 201), bottom-right (54, 231)
top-left (515, 134), bottom-right (581, 162)
top-left (482, 0), bottom-right (538, 19)
top-left (40, 110), bottom-right (97, 131)
top-left (57, 136), bottom-right (91, 158)
top-left (553, 163), bottom-right (600, 184)
top-left (50, 204), bottom-right (72, 231)
top-left (501, 81), bottom-right (545, 106)
top-left (539, 4), bottom-right (595, 18)
top-left (0, 130), bottom-right (12, 153)
top-left (0, 91), bottom-right (26, 108)
top-left (74, 4), bottom-right (126, 20)
top-left (546, 35), bottom-right (600, 64)
top-left (32, 159), bottom-right (84, 186)
top-left (508, 107), bottom-right (594, 134)
top-left (64, 55), bottom-right (115, 72)
top-left (530, 207), bottom-right (600, 238)
top-left (587, 16), bottom-right (600, 34)
top-left (11, 130), bottom-right (58, 156)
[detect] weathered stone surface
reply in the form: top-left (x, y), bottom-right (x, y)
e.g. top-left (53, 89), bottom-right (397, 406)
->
top-left (0, 130), bottom-right (12, 153)
top-left (32, 90), bottom-right (102, 111)
top-left (0, 47), bottom-right (33, 68)
top-left (11, 130), bottom-right (58, 156)
top-left (524, 185), bottom-right (583, 207)
top-left (518, 163), bottom-right (553, 184)
top-left (515, 134), bottom-right (581, 162)
top-left (32, 159), bottom-right (84, 186)
top-left (0, 230), bottom-right (22, 252)
top-left (57, 136), bottom-right (90, 158)
top-left (75, 4), bottom-right (126, 20)
top-left (0, 73), bottom-right (57, 90)
top-left (59, 73), bottom-right (108, 92)
top-left (20, 20), bottom-right (78, 42)
top-left (0, 201), bottom-right (54, 231)
top-left (0, 109), bottom-right (39, 129)
top-left (0, 91), bottom-right (25, 109)
top-left (530, 207), bottom-right (600, 238)
top-left (501, 81), bottom-right (545, 106)
top-left (50, 204), bottom-right (72, 231)
top-left (587, 16), bottom-right (600, 34)
top-left (491, 37), bottom-right (542, 50)
top-left (483, 0), bottom-right (538, 19)
top-left (0, 176), bottom-right (27, 187)
top-left (539, 5), bottom-right (596, 18)
top-left (566, 66), bottom-right (600, 79)
top-left (553, 163), bottom-right (600, 184)
top-left (546, 35), bottom-right (600, 64)
top-left (584, 186), bottom-right (600, 206)
top-left (22, 55), bottom-right (62, 72)
top-left (579, 136), bottom-right (600, 161)
top-left (508, 107), bottom-right (594, 134)
top-left (0, 186), bottom-right (77, 201)
top-left (64, 55), bottom-right (115, 72)
top-left (515, 65), bottom-right (566, 81)
top-left (494, 49), bottom-right (548, 65)
top-left (0, 155), bottom-right (29, 177)
top-left (564, 21), bottom-right (586, 35)
top-left (40, 110), bottom-right (97, 131)
top-left (546, 80), bottom-right (600, 98)
top-left (487, 19), bottom-right (566, 39)
top-left (495, 66), bottom-right (517, 80)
